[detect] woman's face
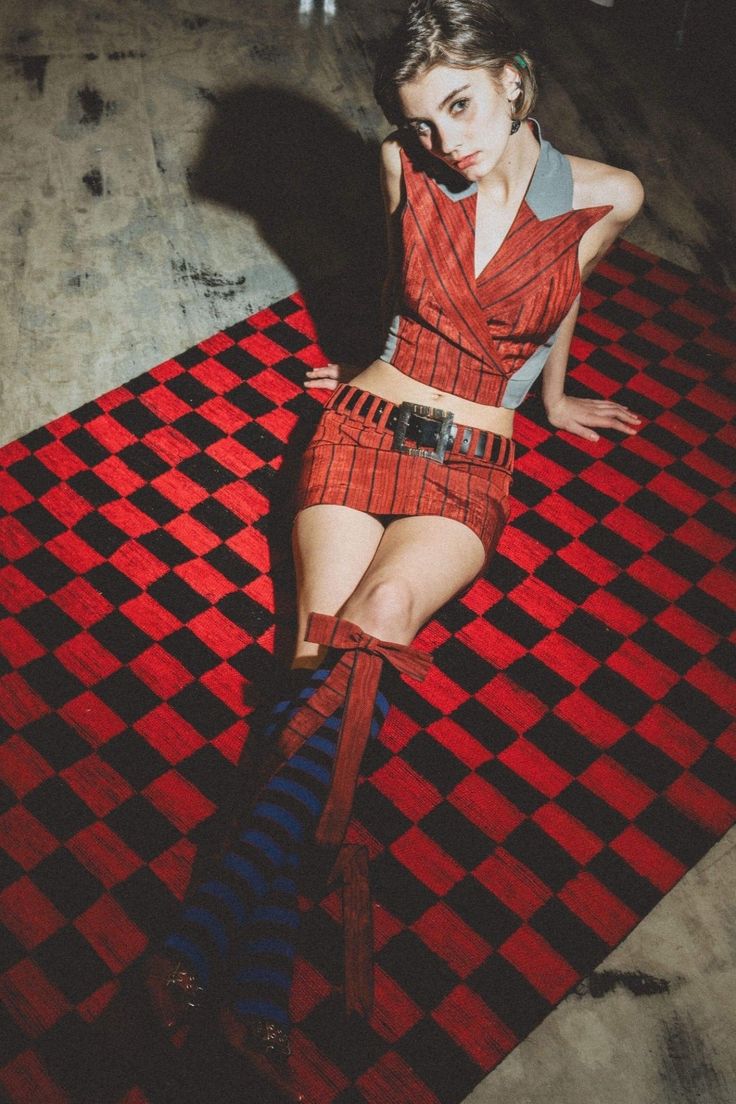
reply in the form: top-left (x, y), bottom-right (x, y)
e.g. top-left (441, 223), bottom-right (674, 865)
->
top-left (397, 63), bottom-right (518, 180)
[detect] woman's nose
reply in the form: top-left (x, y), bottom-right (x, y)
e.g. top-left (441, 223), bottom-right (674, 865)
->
top-left (434, 123), bottom-right (458, 157)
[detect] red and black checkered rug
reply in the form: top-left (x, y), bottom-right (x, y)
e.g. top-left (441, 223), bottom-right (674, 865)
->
top-left (0, 240), bottom-right (734, 1104)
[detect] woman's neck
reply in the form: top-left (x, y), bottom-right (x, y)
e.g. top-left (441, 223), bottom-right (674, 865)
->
top-left (476, 121), bottom-right (539, 204)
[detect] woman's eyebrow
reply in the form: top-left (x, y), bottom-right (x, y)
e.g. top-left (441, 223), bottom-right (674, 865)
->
top-left (405, 84), bottom-right (471, 121)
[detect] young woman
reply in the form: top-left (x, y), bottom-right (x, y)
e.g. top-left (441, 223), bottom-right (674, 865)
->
top-left (146, 2), bottom-right (644, 1100)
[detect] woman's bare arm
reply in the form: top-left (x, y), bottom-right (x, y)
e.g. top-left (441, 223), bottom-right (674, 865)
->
top-left (542, 162), bottom-right (645, 440)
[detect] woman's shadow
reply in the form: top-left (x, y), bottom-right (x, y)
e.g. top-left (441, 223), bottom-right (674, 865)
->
top-left (186, 86), bottom-right (391, 841)
top-left (191, 84), bottom-right (389, 671)
top-left (191, 83), bottom-right (387, 367)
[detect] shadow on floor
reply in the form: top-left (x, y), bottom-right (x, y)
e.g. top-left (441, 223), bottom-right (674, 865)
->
top-left (190, 83), bottom-right (386, 366)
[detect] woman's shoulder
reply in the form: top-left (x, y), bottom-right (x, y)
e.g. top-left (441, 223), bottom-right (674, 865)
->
top-left (380, 131), bottom-right (404, 173)
top-left (567, 153), bottom-right (644, 224)
top-left (380, 131), bottom-right (405, 213)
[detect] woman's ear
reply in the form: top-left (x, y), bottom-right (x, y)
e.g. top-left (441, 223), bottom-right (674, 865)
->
top-left (499, 63), bottom-right (522, 101)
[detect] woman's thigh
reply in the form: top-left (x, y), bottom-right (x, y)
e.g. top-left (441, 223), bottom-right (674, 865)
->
top-left (292, 504), bottom-right (386, 664)
top-left (293, 507), bottom-right (486, 661)
top-left (339, 514), bottom-right (486, 644)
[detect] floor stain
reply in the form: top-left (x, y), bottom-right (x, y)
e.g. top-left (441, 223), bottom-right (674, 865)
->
top-left (19, 54), bottom-right (49, 93)
top-left (107, 50), bottom-right (145, 61)
top-left (660, 1012), bottom-right (728, 1102)
top-left (82, 169), bottom-right (104, 197)
top-left (171, 258), bottom-right (246, 299)
top-left (13, 202), bottom-right (34, 238)
top-left (66, 270), bottom-right (106, 291)
top-left (247, 41), bottom-right (289, 63)
top-left (576, 969), bottom-right (672, 998)
top-left (77, 85), bottom-right (115, 125)
top-left (151, 132), bottom-right (167, 175)
top-left (183, 16), bottom-right (210, 30)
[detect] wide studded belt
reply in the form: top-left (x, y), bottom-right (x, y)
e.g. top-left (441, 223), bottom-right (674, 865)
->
top-left (329, 384), bottom-right (514, 468)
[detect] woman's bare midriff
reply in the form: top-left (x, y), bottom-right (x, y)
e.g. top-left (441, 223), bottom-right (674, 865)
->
top-left (349, 359), bottom-right (516, 438)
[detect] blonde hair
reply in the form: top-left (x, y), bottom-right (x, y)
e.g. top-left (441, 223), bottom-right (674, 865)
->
top-left (374, 0), bottom-right (538, 127)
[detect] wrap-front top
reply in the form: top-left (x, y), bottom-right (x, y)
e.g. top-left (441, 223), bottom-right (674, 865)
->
top-left (380, 120), bottom-right (612, 409)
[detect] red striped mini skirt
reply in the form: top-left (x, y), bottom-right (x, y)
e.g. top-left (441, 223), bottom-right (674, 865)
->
top-left (295, 384), bottom-right (515, 557)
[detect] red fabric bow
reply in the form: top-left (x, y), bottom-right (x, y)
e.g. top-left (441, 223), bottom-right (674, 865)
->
top-left (276, 613), bottom-right (433, 848)
top-left (272, 613), bottom-right (435, 1012)
top-left (306, 612), bottom-right (432, 681)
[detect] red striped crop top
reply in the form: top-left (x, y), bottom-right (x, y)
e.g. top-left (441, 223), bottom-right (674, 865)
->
top-left (380, 120), bottom-right (612, 409)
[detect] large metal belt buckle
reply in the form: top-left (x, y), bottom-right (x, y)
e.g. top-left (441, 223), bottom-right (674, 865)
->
top-left (392, 402), bottom-right (454, 463)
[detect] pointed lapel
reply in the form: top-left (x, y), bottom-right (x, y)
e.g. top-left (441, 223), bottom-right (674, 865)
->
top-left (402, 148), bottom-right (507, 371)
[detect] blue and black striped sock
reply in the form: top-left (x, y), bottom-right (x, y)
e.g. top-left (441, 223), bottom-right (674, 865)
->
top-left (163, 664), bottom-right (334, 986)
top-left (229, 687), bottom-right (389, 1026)
top-left (164, 660), bottom-right (390, 1021)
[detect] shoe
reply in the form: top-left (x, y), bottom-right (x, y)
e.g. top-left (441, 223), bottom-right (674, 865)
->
top-left (220, 1006), bottom-right (306, 1104)
top-left (145, 952), bottom-right (204, 1035)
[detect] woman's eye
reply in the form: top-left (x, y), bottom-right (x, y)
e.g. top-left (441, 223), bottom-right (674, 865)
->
top-left (450, 98), bottom-right (469, 115)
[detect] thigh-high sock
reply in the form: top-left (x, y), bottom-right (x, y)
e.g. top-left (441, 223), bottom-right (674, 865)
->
top-left (227, 695), bottom-right (389, 1027)
top-left (163, 662), bottom-right (336, 987)
top-left (163, 613), bottom-right (430, 1017)
top-left (163, 666), bottom-right (389, 993)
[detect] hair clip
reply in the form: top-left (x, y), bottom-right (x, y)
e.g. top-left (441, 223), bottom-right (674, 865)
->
top-left (513, 53), bottom-right (528, 69)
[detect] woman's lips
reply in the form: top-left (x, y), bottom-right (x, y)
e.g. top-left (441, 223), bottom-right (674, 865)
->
top-left (453, 153), bottom-right (478, 171)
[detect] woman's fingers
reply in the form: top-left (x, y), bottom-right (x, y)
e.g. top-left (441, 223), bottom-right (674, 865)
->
top-left (305, 364), bottom-right (340, 378)
top-left (578, 399), bottom-right (640, 418)
top-left (304, 363), bottom-right (341, 390)
top-left (304, 379), bottom-right (339, 390)
top-left (568, 420), bottom-right (601, 442)
top-left (559, 400), bottom-right (644, 441)
top-left (596, 405), bottom-right (640, 424)
top-left (569, 400), bottom-right (641, 435)
top-left (583, 412), bottom-right (638, 431)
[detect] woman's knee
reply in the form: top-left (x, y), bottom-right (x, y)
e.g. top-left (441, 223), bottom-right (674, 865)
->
top-left (340, 575), bottom-right (416, 643)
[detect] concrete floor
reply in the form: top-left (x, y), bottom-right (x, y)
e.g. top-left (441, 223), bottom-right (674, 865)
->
top-left (1, 1), bottom-right (735, 1101)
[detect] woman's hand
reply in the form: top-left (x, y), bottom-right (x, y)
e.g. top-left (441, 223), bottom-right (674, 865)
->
top-left (546, 395), bottom-right (641, 442)
top-left (304, 363), bottom-right (342, 390)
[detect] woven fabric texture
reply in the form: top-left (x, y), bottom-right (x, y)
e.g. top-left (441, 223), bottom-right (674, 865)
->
top-left (0, 240), bottom-right (734, 1104)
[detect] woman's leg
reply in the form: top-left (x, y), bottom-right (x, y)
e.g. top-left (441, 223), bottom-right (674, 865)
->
top-left (162, 668), bottom-right (347, 982)
top-left (292, 509), bottom-right (486, 656)
top-left (292, 504), bottom-right (386, 667)
top-left (338, 513), bottom-right (486, 641)
top-left (227, 694), bottom-right (389, 1028)
top-left (159, 507), bottom-right (384, 984)
top-left (228, 872), bottom-right (299, 1030)
top-left (285, 511), bottom-right (486, 851)
top-left (223, 513), bottom-right (485, 1025)
top-left (155, 508), bottom-right (487, 1098)
top-left (177, 512), bottom-right (483, 980)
